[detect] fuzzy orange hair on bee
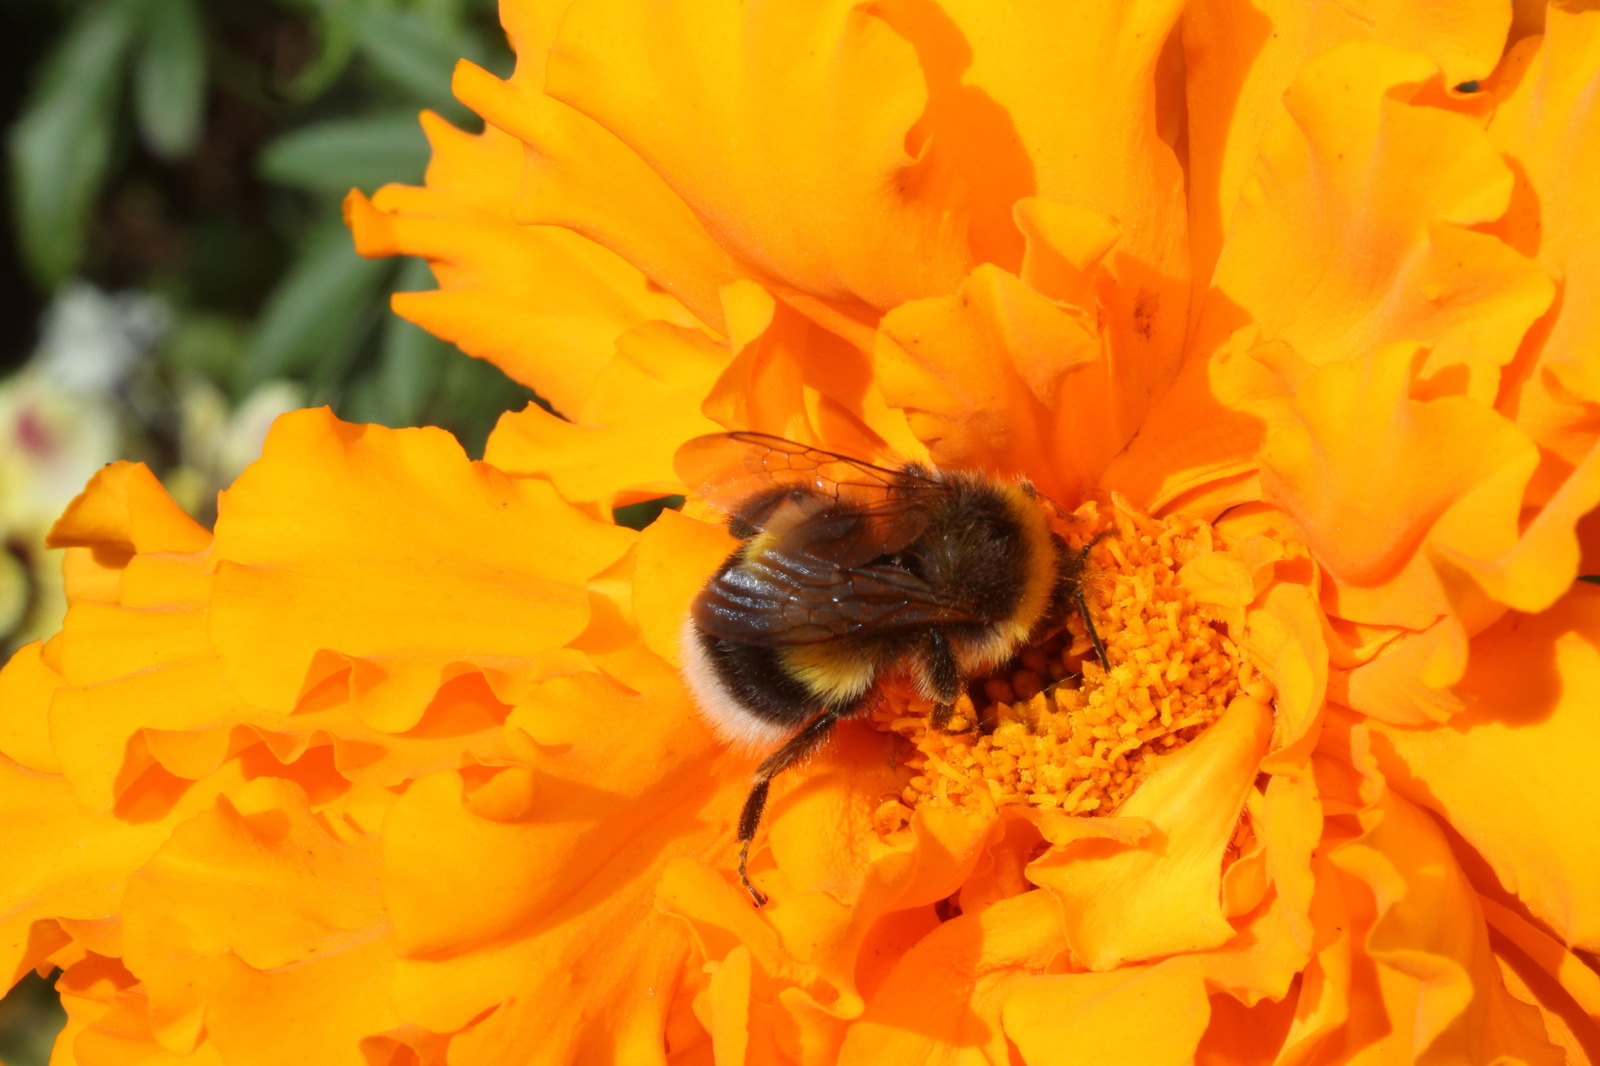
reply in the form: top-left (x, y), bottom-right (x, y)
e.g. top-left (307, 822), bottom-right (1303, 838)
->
top-left (675, 432), bottom-right (1106, 906)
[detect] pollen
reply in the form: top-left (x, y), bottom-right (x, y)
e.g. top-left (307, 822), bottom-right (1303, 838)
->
top-left (870, 497), bottom-right (1271, 818)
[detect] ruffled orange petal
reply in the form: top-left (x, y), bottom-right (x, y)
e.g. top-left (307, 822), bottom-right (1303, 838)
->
top-left (1466, 8), bottom-right (1600, 613)
top-left (54, 954), bottom-right (231, 1066)
top-left (383, 648), bottom-right (741, 1065)
top-left (0, 755), bottom-right (241, 988)
top-left (544, 0), bottom-right (973, 320)
top-left (1364, 584), bottom-right (1600, 952)
top-left (120, 778), bottom-right (396, 1059)
top-left (1028, 694), bottom-right (1272, 970)
top-left (894, 0), bottom-right (1191, 402)
top-left (0, 641), bottom-right (63, 772)
top-left (1182, 0), bottom-right (1511, 291)
top-left (482, 320), bottom-right (729, 509)
top-left (1195, 43), bottom-right (1551, 390)
top-left (1321, 756), bottom-right (1562, 1064)
top-left (704, 282), bottom-right (918, 456)
top-left (1482, 896), bottom-right (1600, 1062)
top-left (208, 409), bottom-right (633, 729)
top-left (658, 724), bottom-right (1004, 1047)
top-left (452, 60), bottom-right (742, 339)
top-left (875, 264), bottom-right (1103, 499)
top-left (1002, 956), bottom-right (1213, 1066)
top-left (1490, 7), bottom-right (1600, 426)
top-left (48, 460), bottom-right (212, 559)
top-left (1114, 39), bottom-right (1553, 513)
top-left (837, 890), bottom-right (1068, 1064)
top-left (345, 115), bottom-right (697, 415)
top-left (1258, 342), bottom-right (1537, 627)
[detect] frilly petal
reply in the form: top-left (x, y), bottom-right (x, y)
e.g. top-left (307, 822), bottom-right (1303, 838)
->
top-left (545, 0), bottom-right (972, 318)
top-left (1364, 584), bottom-right (1600, 952)
top-left (383, 648), bottom-right (739, 1064)
top-left (882, 0), bottom-right (1191, 407)
top-left (209, 408), bottom-right (633, 728)
top-left (48, 460), bottom-right (211, 558)
top-left (120, 777), bottom-right (396, 1059)
top-left (1029, 694), bottom-right (1272, 970)
top-left (0, 641), bottom-right (63, 772)
top-left (482, 320), bottom-right (729, 510)
top-left (1320, 751), bottom-right (1563, 1065)
top-left (344, 114), bottom-right (697, 415)
top-left (875, 264), bottom-right (1104, 500)
top-left (1183, 0), bottom-right (1511, 290)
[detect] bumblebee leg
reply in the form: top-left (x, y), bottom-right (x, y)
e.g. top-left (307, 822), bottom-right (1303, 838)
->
top-left (923, 629), bottom-right (963, 731)
top-left (1065, 531), bottom-right (1113, 671)
top-left (1074, 582), bottom-right (1109, 671)
top-left (737, 708), bottom-right (841, 907)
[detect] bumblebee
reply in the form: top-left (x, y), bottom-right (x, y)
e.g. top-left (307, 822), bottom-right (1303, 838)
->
top-left (676, 432), bottom-right (1106, 905)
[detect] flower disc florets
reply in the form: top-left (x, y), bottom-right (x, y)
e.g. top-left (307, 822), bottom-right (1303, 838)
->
top-left (873, 498), bottom-right (1273, 824)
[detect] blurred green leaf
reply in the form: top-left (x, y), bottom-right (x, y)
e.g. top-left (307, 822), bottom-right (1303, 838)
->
top-left (257, 112), bottom-right (430, 194)
top-left (132, 0), bottom-right (206, 159)
top-left (160, 311), bottom-right (250, 384)
top-left (278, 6), bottom-right (357, 104)
top-left (372, 257), bottom-right (450, 424)
top-left (351, 6), bottom-right (481, 120)
top-left (239, 220), bottom-right (391, 393)
top-left (7, 0), bottom-right (142, 285)
top-left (429, 350), bottom-right (537, 458)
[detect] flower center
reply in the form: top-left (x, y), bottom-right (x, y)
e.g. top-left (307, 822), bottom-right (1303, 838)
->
top-left (870, 498), bottom-right (1269, 821)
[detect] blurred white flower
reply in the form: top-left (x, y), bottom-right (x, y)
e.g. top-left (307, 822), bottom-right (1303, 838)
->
top-left (33, 282), bottom-right (170, 394)
top-left (1, 283), bottom-right (170, 649)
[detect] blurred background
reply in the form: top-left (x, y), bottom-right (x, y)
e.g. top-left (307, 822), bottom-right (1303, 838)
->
top-left (1, 0), bottom-right (523, 1059)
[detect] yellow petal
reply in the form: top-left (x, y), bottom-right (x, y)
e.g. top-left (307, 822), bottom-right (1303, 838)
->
top-left (631, 511), bottom-right (733, 668)
top-left (1183, 0), bottom-right (1511, 290)
top-left (1470, 9), bottom-right (1600, 613)
top-left (1490, 7), bottom-right (1600, 411)
top-left (1364, 584), bottom-right (1600, 952)
top-left (1324, 770), bottom-right (1562, 1064)
top-left (346, 113), bottom-right (697, 416)
top-left (385, 650), bottom-right (738, 1063)
top-left (545, 0), bottom-right (972, 315)
top-left (876, 265), bottom-right (1103, 500)
top-left (120, 777), bottom-right (397, 1060)
top-left (0, 641), bottom-right (63, 772)
top-left (453, 58), bottom-right (743, 334)
top-left (703, 280), bottom-right (917, 455)
top-left (483, 320), bottom-right (729, 510)
top-left (1029, 694), bottom-right (1272, 970)
top-left (897, 0), bottom-right (1191, 413)
top-left (1002, 957), bottom-right (1212, 1066)
top-left (1194, 42), bottom-right (1552, 399)
top-left (208, 409), bottom-right (633, 728)
top-left (1259, 342), bottom-right (1537, 614)
top-left (1481, 896), bottom-right (1600, 1064)
top-left (47, 460), bottom-right (211, 558)
top-left (0, 756), bottom-right (238, 987)
top-left (838, 890), bottom-right (1068, 1066)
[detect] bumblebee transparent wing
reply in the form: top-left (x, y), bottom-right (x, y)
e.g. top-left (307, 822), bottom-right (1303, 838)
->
top-left (692, 548), bottom-right (985, 647)
top-left (693, 500), bottom-right (984, 647)
top-left (674, 431), bottom-right (943, 528)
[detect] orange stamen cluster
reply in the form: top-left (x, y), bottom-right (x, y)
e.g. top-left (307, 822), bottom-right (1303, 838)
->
top-left (871, 500), bottom-right (1265, 820)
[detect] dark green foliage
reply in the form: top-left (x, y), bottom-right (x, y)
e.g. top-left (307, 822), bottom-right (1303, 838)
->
top-left (4, 0), bottom-right (523, 453)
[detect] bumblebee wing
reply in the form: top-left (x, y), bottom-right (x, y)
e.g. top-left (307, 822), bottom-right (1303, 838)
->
top-left (675, 432), bottom-right (944, 530)
top-left (693, 553), bottom-right (985, 647)
top-left (693, 504), bottom-right (984, 647)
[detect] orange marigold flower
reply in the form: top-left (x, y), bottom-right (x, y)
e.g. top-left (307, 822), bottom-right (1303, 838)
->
top-left (6, 2), bottom-right (1600, 1064)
